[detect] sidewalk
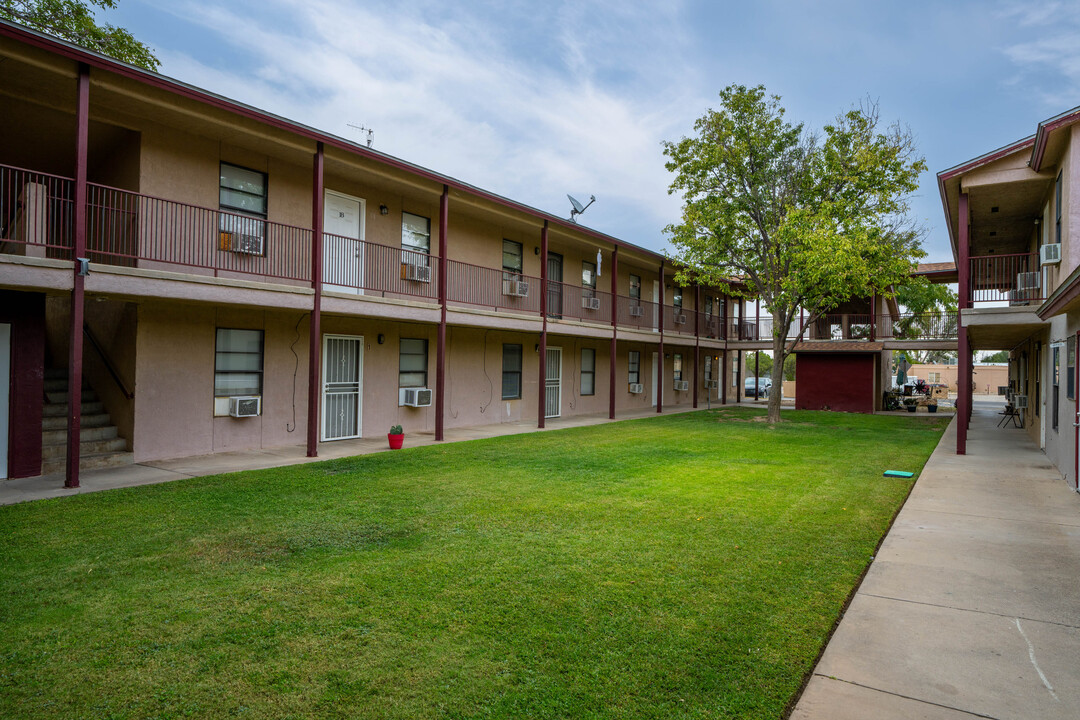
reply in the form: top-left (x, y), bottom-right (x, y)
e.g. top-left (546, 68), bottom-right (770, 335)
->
top-left (791, 398), bottom-right (1080, 719)
top-left (0, 403), bottom-right (709, 506)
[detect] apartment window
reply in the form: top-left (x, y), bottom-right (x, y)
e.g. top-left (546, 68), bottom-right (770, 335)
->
top-left (503, 239), bottom-right (523, 279)
top-left (399, 338), bottom-right (428, 388)
top-left (673, 353), bottom-right (683, 381)
top-left (214, 328), bottom-right (263, 398)
top-left (1069, 337), bottom-right (1076, 400)
top-left (402, 212), bottom-right (431, 266)
top-left (1056, 171), bottom-right (1063, 246)
top-left (704, 354), bottom-right (713, 383)
top-left (704, 294), bottom-right (714, 317)
top-left (673, 288), bottom-right (683, 310)
top-left (628, 351), bottom-right (640, 384)
top-left (582, 261), bottom-right (597, 299)
top-left (581, 348), bottom-right (595, 395)
top-left (502, 344), bottom-right (522, 399)
top-left (219, 163), bottom-right (267, 254)
top-left (629, 274), bottom-right (641, 301)
top-left (928, 371), bottom-right (941, 383)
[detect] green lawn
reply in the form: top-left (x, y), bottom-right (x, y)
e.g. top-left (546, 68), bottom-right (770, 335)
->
top-left (0, 409), bottom-right (947, 719)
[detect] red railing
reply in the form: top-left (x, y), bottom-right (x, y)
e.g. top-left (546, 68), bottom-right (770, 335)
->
top-left (547, 281), bottom-right (613, 323)
top-left (663, 305), bottom-right (696, 335)
top-left (324, 235), bottom-right (439, 301)
top-left (616, 296), bottom-right (660, 331)
top-left (970, 253), bottom-right (1042, 305)
top-left (0, 164), bottom-right (74, 259)
top-left (697, 312), bottom-right (724, 339)
top-left (445, 261), bottom-right (538, 313)
top-left (878, 312), bottom-right (958, 340)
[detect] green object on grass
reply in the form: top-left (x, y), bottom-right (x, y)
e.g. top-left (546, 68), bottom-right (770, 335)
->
top-left (883, 470), bottom-right (914, 478)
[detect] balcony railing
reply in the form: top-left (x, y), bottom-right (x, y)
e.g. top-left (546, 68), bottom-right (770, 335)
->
top-left (446, 262), bottom-right (537, 313)
top-left (969, 253), bottom-right (1042, 306)
top-left (0, 164), bottom-right (74, 260)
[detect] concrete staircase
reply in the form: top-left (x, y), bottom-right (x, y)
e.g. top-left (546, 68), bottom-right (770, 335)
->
top-left (41, 368), bottom-right (133, 475)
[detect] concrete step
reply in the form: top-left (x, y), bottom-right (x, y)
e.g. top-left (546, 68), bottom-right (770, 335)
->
top-left (43, 377), bottom-right (90, 393)
top-left (42, 401), bottom-right (104, 417)
top-left (42, 425), bottom-right (118, 445)
top-left (40, 450), bottom-right (134, 475)
top-left (41, 413), bottom-right (111, 431)
top-left (44, 389), bottom-right (98, 405)
top-left (42, 437), bottom-right (126, 460)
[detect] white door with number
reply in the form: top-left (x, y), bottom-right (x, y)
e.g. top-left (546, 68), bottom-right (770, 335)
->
top-left (323, 191), bottom-right (365, 293)
top-left (322, 335), bottom-right (363, 441)
top-left (545, 347), bottom-right (562, 418)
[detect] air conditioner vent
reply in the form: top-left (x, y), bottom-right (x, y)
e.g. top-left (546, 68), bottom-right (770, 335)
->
top-left (1041, 243), bottom-right (1062, 265)
top-left (399, 387), bottom-right (433, 407)
top-left (628, 383), bottom-right (644, 394)
top-left (673, 313), bottom-right (687, 325)
top-left (1014, 394), bottom-right (1028, 409)
top-left (629, 305), bottom-right (644, 318)
top-left (219, 231), bottom-right (264, 255)
top-left (502, 279), bottom-right (529, 297)
top-left (582, 296), bottom-right (600, 310)
top-left (229, 396), bottom-right (261, 417)
top-left (402, 263), bottom-right (432, 283)
top-left (1016, 272), bottom-right (1041, 291)
top-left (673, 379), bottom-right (689, 391)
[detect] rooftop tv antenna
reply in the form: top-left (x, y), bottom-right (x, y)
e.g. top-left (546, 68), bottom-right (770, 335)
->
top-left (567, 193), bottom-right (596, 223)
top-left (347, 123), bottom-right (374, 148)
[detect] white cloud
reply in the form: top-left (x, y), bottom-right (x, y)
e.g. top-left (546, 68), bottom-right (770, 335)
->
top-left (146, 0), bottom-right (703, 251)
top-left (998, 0), bottom-right (1080, 109)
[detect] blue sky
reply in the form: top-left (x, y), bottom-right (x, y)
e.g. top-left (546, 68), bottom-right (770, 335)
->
top-left (107, 0), bottom-right (1080, 263)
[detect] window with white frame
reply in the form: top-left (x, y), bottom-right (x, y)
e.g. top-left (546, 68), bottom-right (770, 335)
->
top-left (582, 261), bottom-right (597, 299)
top-left (399, 338), bottom-right (428, 388)
top-left (214, 328), bottom-right (263, 399)
top-left (581, 348), bottom-right (595, 395)
top-left (628, 350), bottom-right (640, 384)
top-left (402, 212), bottom-right (431, 267)
top-left (673, 353), bottom-right (683, 381)
top-left (629, 274), bottom-right (641, 302)
top-left (219, 163), bottom-right (267, 255)
top-left (502, 239), bottom-right (523, 280)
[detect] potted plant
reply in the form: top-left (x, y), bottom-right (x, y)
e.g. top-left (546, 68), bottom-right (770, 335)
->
top-left (388, 424), bottom-right (404, 450)
top-left (903, 398), bottom-right (918, 413)
top-left (927, 398), bottom-right (938, 413)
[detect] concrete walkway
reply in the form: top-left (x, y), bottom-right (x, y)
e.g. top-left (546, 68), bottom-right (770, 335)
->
top-left (1, 403), bottom-right (713, 506)
top-left (791, 398), bottom-right (1080, 720)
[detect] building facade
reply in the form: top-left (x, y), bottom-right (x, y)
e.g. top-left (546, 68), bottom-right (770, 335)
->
top-left (0, 22), bottom-right (781, 486)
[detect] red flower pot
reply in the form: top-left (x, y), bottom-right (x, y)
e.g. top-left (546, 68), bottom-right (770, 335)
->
top-left (388, 433), bottom-right (404, 450)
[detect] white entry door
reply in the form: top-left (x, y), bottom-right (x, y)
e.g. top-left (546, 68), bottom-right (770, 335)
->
top-left (545, 347), bottom-right (562, 418)
top-left (651, 351), bottom-right (659, 407)
top-left (322, 335), bottom-right (363, 441)
top-left (0, 323), bottom-right (9, 479)
top-left (323, 190), bottom-right (365, 293)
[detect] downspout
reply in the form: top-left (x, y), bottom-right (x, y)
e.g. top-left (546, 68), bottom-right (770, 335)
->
top-left (66, 63), bottom-right (90, 489)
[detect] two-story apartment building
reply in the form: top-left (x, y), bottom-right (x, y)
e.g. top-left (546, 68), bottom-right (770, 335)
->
top-left (940, 104), bottom-right (1080, 492)
top-left (0, 21), bottom-right (773, 487)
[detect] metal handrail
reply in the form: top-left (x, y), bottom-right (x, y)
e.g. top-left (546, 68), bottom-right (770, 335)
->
top-left (83, 323), bottom-right (134, 399)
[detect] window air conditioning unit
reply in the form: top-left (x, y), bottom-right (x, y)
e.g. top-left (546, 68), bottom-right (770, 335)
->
top-left (1007, 290), bottom-right (1025, 307)
top-left (629, 305), bottom-right (644, 318)
top-left (705, 380), bottom-right (718, 389)
top-left (1040, 243), bottom-right (1062, 265)
top-left (1016, 272), bottom-right (1041, 291)
top-left (673, 313), bottom-right (687, 325)
top-left (628, 383), bottom-right (644, 394)
top-left (219, 231), bottom-right (264, 255)
top-left (402, 262), bottom-right (432, 283)
top-left (502, 279), bottom-right (529, 297)
top-left (673, 380), bottom-right (689, 391)
top-left (228, 396), bottom-right (261, 418)
top-left (1014, 394), bottom-right (1028, 409)
top-left (582, 296), bottom-right (601, 310)
top-left (399, 387), bottom-right (433, 407)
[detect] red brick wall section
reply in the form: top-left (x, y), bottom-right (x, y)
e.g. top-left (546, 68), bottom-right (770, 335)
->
top-left (1, 291), bottom-right (45, 478)
top-left (795, 352), bottom-right (877, 414)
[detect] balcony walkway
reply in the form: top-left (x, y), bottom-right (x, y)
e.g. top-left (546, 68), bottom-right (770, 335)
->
top-left (792, 397), bottom-right (1080, 720)
top-left (0, 403), bottom-right (720, 506)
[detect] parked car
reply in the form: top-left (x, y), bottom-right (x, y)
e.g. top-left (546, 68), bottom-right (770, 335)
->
top-left (744, 376), bottom-right (772, 398)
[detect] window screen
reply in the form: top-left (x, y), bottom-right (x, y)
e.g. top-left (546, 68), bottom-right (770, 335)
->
top-left (215, 328), bottom-right (263, 397)
top-left (399, 338), bottom-right (428, 387)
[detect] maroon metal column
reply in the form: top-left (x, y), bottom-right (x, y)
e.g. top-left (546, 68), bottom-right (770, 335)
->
top-left (538, 222), bottom-right (548, 428)
top-left (608, 246), bottom-right (618, 419)
top-left (754, 300), bottom-right (760, 399)
top-left (721, 293), bottom-right (729, 405)
top-left (65, 63), bottom-right (90, 489)
top-left (306, 142), bottom-right (324, 458)
top-left (693, 285), bottom-right (700, 409)
top-left (869, 292), bottom-right (877, 341)
top-left (657, 261), bottom-right (664, 413)
top-left (436, 185), bottom-right (449, 441)
top-left (957, 192), bottom-right (971, 454)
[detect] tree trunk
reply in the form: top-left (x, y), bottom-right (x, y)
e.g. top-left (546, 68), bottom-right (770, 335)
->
top-left (767, 309), bottom-right (786, 423)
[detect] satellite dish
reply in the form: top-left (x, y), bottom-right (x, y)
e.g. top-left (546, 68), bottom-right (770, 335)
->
top-left (567, 194), bottom-right (596, 223)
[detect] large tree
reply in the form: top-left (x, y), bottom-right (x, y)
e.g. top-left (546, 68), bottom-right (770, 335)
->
top-left (664, 85), bottom-right (926, 422)
top-left (1, 0), bottom-right (158, 70)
